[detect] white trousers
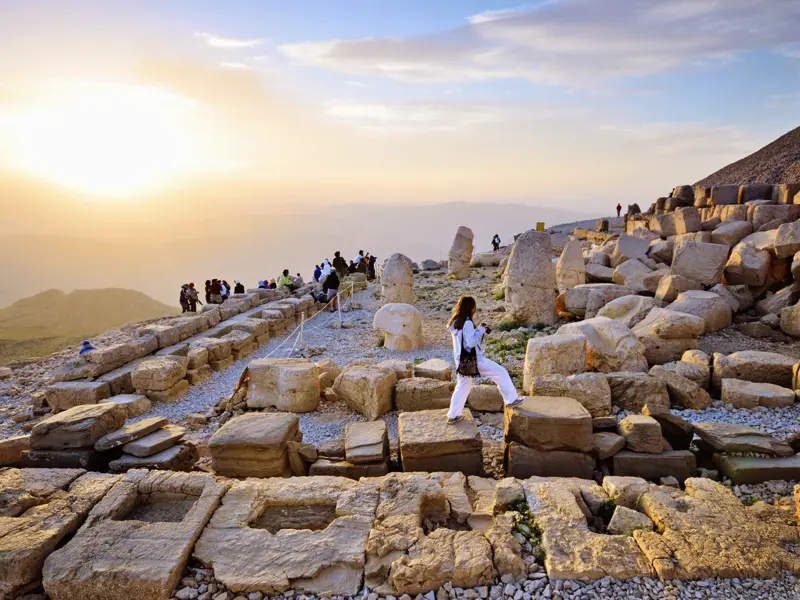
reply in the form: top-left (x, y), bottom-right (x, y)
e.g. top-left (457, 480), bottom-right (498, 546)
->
top-left (447, 357), bottom-right (520, 419)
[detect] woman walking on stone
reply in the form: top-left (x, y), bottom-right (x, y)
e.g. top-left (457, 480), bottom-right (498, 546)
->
top-left (446, 296), bottom-right (524, 423)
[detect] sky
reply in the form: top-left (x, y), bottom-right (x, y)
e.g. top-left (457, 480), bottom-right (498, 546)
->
top-left (0, 0), bottom-right (798, 304)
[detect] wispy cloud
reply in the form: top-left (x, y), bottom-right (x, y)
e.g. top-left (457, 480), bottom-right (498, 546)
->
top-left (280, 0), bottom-right (800, 87)
top-left (195, 31), bottom-right (264, 49)
top-left (221, 62), bottom-right (254, 70)
top-left (345, 80), bottom-right (366, 88)
top-left (598, 122), bottom-right (750, 156)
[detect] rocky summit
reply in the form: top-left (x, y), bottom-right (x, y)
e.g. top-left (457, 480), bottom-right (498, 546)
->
top-left (7, 181), bottom-right (800, 599)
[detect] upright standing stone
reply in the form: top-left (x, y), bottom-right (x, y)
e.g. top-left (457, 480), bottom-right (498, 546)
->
top-left (381, 253), bottom-right (415, 304)
top-left (505, 230), bottom-right (556, 325)
top-left (448, 226), bottom-right (474, 279)
top-left (556, 238), bottom-right (586, 293)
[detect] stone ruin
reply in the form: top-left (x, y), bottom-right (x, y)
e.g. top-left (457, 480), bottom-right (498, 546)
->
top-left (504, 230), bottom-right (556, 326)
top-left (380, 253), bottom-right (415, 304)
top-left (448, 226), bottom-right (474, 279)
top-left (372, 303), bottom-right (424, 351)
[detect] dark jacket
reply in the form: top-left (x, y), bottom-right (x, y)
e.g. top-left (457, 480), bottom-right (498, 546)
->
top-left (234, 283), bottom-right (245, 294)
top-left (210, 281), bottom-right (222, 295)
top-left (333, 256), bottom-right (347, 274)
top-left (323, 270), bottom-right (340, 293)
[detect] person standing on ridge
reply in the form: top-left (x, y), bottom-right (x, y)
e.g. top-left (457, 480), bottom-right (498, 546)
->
top-left (179, 284), bottom-right (190, 313)
top-left (204, 280), bottom-right (212, 304)
top-left (209, 279), bottom-right (222, 304)
top-left (333, 251), bottom-right (347, 278)
top-left (313, 265), bottom-right (322, 282)
top-left (491, 234), bottom-right (501, 252)
top-left (616, 203), bottom-right (622, 218)
top-left (187, 283), bottom-right (202, 312)
top-left (445, 296), bottom-right (524, 424)
top-left (323, 268), bottom-right (340, 311)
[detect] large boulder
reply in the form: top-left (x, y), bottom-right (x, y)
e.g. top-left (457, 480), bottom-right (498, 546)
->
top-left (612, 259), bottom-right (650, 287)
top-left (711, 221), bottom-right (753, 247)
top-left (564, 283), bottom-right (634, 318)
top-left (655, 274), bottom-right (702, 303)
top-left (381, 253), bottom-right (415, 304)
top-left (668, 290), bottom-right (732, 333)
top-left (131, 357), bottom-right (187, 392)
top-left (693, 422), bottom-right (793, 457)
top-left (210, 413), bottom-right (300, 477)
top-left (523, 334), bottom-right (586, 391)
top-left (711, 351), bottom-right (797, 389)
top-left (610, 235), bottom-right (649, 267)
top-left (557, 317), bottom-right (648, 373)
top-left (30, 404), bottom-right (127, 450)
top-left (504, 397), bottom-right (593, 453)
top-left (504, 230), bottom-right (556, 325)
top-left (556, 239), bottom-right (586, 293)
top-left (45, 381), bottom-right (111, 412)
top-left (448, 226), bottom-right (474, 279)
top-left (246, 358), bottom-right (320, 413)
top-left (649, 365), bottom-right (711, 409)
top-left (618, 415), bottom-right (663, 454)
top-left (596, 295), bottom-right (660, 328)
top-left (373, 303), bottom-right (424, 351)
top-left (774, 222), bottom-right (800, 259)
top-left (781, 303), bottom-right (800, 337)
top-left (632, 307), bottom-right (705, 365)
top-left (333, 366), bottom-right (398, 420)
top-left (671, 241), bottom-right (729, 286)
top-left (528, 373), bottom-right (612, 417)
top-left (395, 377), bottom-right (454, 411)
top-left (606, 372), bottom-right (670, 412)
top-left (724, 242), bottom-right (770, 287)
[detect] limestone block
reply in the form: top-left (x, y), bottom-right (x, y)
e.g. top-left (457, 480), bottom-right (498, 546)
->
top-left (528, 373), bottom-right (611, 417)
top-left (633, 307), bottom-right (704, 340)
top-left (712, 350), bottom-right (797, 389)
top-left (724, 242), bottom-right (770, 286)
top-left (395, 377), bottom-right (454, 411)
top-left (565, 283), bottom-right (634, 318)
top-left (123, 424), bottom-right (185, 457)
top-left (606, 372), bottom-right (670, 412)
top-left (624, 268), bottom-right (669, 295)
top-left (345, 420), bottom-right (389, 464)
top-left (721, 379), bottom-right (795, 409)
top-left (671, 241), bottom-right (729, 286)
top-left (466, 384), bottom-right (504, 412)
top-left (592, 432), bottom-right (626, 460)
top-left (190, 337), bottom-right (232, 362)
top-left (107, 443), bottom-right (199, 472)
top-left (229, 317), bottom-right (269, 338)
top-left (373, 303), bottom-right (424, 351)
top-left (658, 359), bottom-right (710, 389)
top-left (0, 434), bottom-right (30, 467)
top-left (780, 303), bottom-right (800, 337)
top-left (711, 185), bottom-right (739, 205)
top-left (750, 204), bottom-right (800, 230)
top-left (42, 471), bottom-right (227, 600)
top-left (222, 329), bottom-right (255, 352)
top-left (711, 220), bottom-right (753, 247)
top-left (756, 284), bottom-right (798, 316)
top-left (557, 317), bottom-right (648, 373)
top-left (131, 357), bottom-right (187, 392)
top-left (333, 366), bottom-right (397, 420)
top-left (607, 506), bottom-right (654, 536)
top-left (648, 239), bottom-right (673, 265)
top-left (612, 450), bottom-right (695, 482)
top-left (448, 226), bottom-right (474, 279)
top-left (399, 408), bottom-right (483, 475)
top-left (413, 358), bottom-right (452, 381)
top-left (381, 253), bottom-right (415, 304)
top-left (31, 403), bottom-right (127, 450)
top-left (649, 365), bottom-right (711, 409)
top-left (504, 396), bottom-right (593, 452)
top-left (45, 381), bottom-right (111, 411)
top-left (186, 365), bottom-right (212, 385)
top-left (523, 333), bottom-right (586, 390)
top-left (556, 239), bottom-right (586, 293)
top-left (668, 290), bottom-right (732, 333)
top-left (596, 295), bottom-right (660, 328)
top-left (504, 229), bottom-right (556, 325)
top-left (375, 359), bottom-right (412, 380)
top-left (772, 183), bottom-right (800, 204)
top-left (717, 455), bottom-right (800, 485)
top-left (773, 221), bottom-right (800, 259)
top-left (693, 421), bottom-right (792, 456)
top-left (94, 416), bottom-right (169, 451)
top-left (142, 378), bottom-right (189, 403)
top-left (610, 234), bottom-right (650, 267)
top-left (505, 443), bottom-right (595, 479)
top-left (611, 259), bottom-right (651, 287)
top-left (210, 413), bottom-right (301, 477)
top-left (187, 346), bottom-right (209, 370)
top-left (585, 263), bottom-right (614, 283)
top-left (655, 274), bottom-right (702, 303)
top-left (247, 358), bottom-right (320, 413)
top-left (618, 415), bottom-right (663, 454)
top-left (316, 358), bottom-right (342, 390)
top-left (1, 470), bottom-right (119, 599)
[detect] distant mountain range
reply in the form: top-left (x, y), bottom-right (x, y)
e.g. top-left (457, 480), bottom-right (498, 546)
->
top-left (0, 288), bottom-right (177, 340)
top-left (696, 125), bottom-right (800, 186)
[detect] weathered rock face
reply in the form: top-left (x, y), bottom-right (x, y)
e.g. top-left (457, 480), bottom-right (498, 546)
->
top-left (565, 284), bottom-right (634, 318)
top-left (711, 220), bottom-right (753, 247)
top-left (712, 350), bottom-right (797, 389)
top-left (632, 307), bottom-right (704, 365)
top-left (606, 372), bottom-right (670, 413)
top-left (448, 226), bottom-right (475, 279)
top-left (247, 358), bottom-right (321, 413)
top-left (45, 381), bottom-right (111, 412)
top-left (780, 302), bottom-right (800, 338)
top-left (611, 235), bottom-right (650, 267)
top-left (634, 477), bottom-right (800, 579)
top-left (381, 253), bottom-right (415, 304)
top-left (333, 366), bottom-right (398, 420)
top-left (528, 373), bottom-right (612, 417)
top-left (43, 471), bottom-right (227, 600)
top-left (557, 317), bottom-right (648, 373)
top-left (649, 365), bottom-right (711, 410)
top-left (394, 377), bottom-right (454, 411)
top-left (504, 230), bottom-right (556, 325)
top-left (618, 415), bottom-right (663, 454)
top-left (195, 477), bottom-right (377, 596)
top-left (413, 359), bottom-right (452, 381)
top-left (671, 241), bottom-right (729, 286)
top-left (596, 295), bottom-right (659, 329)
top-left (399, 409), bottom-right (483, 475)
top-left (693, 422), bottom-right (793, 456)
top-left (556, 239), bottom-right (586, 293)
top-left (724, 242), bottom-right (770, 287)
top-left (209, 413), bottom-right (301, 478)
top-left (30, 403), bottom-right (127, 450)
top-left (524, 479), bottom-right (654, 580)
top-left (668, 290), bottom-right (732, 333)
top-left (131, 357), bottom-right (187, 392)
top-left (373, 303), bottom-right (424, 351)
top-left (523, 334), bottom-right (586, 391)
top-left (1, 470), bottom-right (120, 598)
top-left (655, 274), bottom-right (702, 303)
top-left (504, 397), bottom-right (593, 453)
top-left (720, 378), bottom-right (795, 409)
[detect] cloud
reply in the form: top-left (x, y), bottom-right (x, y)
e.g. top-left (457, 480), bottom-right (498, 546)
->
top-left (194, 31), bottom-right (264, 49)
top-left (280, 0), bottom-right (800, 86)
top-left (598, 122), bottom-right (751, 156)
top-left (221, 62), bottom-right (255, 70)
top-left (345, 80), bottom-right (366, 87)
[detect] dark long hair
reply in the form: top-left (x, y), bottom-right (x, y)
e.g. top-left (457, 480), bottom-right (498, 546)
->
top-left (448, 296), bottom-right (477, 330)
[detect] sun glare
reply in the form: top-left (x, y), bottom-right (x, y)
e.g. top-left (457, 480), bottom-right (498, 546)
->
top-left (3, 82), bottom-right (210, 198)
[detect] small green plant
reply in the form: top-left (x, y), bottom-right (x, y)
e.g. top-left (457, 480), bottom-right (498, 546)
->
top-left (491, 287), bottom-right (505, 301)
top-left (413, 357), bottom-right (424, 365)
top-left (497, 318), bottom-right (525, 332)
top-left (742, 495), bottom-right (759, 506)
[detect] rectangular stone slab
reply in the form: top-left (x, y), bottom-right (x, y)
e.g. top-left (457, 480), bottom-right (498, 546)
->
top-left (30, 404), bottom-right (127, 450)
top-left (504, 396), bottom-right (593, 452)
top-left (505, 442), bottom-right (594, 479)
top-left (21, 448), bottom-right (110, 471)
top-left (0, 435), bottom-right (30, 467)
top-left (209, 413), bottom-right (299, 478)
top-left (122, 424), bottom-right (186, 457)
top-left (308, 459), bottom-right (389, 478)
top-left (0, 471), bottom-right (119, 599)
top-left (612, 450), bottom-right (696, 482)
top-left (42, 471), bottom-right (227, 600)
top-left (108, 444), bottom-right (198, 473)
top-left (715, 454), bottom-right (800, 484)
top-left (94, 417), bottom-right (169, 452)
top-left (399, 408), bottom-right (482, 459)
top-left (345, 421), bottom-right (389, 464)
top-left (98, 394), bottom-right (151, 418)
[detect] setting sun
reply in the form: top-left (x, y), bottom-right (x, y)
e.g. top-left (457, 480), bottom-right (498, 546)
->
top-left (1, 82), bottom-right (213, 198)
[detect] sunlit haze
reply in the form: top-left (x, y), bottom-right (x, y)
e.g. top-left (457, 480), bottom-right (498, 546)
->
top-left (1, 0), bottom-right (798, 305)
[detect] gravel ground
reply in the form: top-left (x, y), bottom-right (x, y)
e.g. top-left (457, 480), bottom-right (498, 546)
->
top-left (671, 403), bottom-right (800, 440)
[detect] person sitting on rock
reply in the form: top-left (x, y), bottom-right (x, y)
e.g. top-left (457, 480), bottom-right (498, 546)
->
top-left (445, 296), bottom-right (524, 424)
top-left (492, 234), bottom-right (501, 251)
top-left (209, 279), bottom-right (223, 304)
top-left (294, 273), bottom-right (305, 286)
top-left (347, 260), bottom-right (357, 274)
top-left (333, 251), bottom-right (347, 277)
top-left (234, 280), bottom-right (245, 294)
top-left (268, 278), bottom-right (277, 289)
top-left (278, 269), bottom-right (295, 290)
top-left (79, 340), bottom-right (96, 356)
top-left (353, 250), bottom-right (364, 264)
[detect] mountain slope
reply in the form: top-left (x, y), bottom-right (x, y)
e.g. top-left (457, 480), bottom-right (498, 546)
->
top-left (0, 288), bottom-right (178, 340)
top-left (695, 126), bottom-right (800, 186)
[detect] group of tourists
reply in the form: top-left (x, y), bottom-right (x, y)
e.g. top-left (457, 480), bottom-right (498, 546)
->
top-left (313, 250), bottom-right (377, 282)
top-left (178, 282), bottom-right (205, 313)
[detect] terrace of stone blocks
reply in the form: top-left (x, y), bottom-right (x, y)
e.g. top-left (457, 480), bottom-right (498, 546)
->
top-left (5, 181), bottom-right (800, 599)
